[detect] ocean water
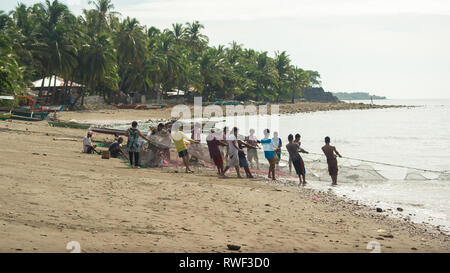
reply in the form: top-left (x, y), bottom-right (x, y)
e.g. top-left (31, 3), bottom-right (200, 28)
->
top-left (216, 99), bottom-right (450, 232)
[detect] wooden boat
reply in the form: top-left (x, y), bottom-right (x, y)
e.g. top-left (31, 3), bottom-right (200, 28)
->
top-left (91, 127), bottom-right (127, 136)
top-left (145, 104), bottom-right (169, 110)
top-left (10, 115), bottom-right (42, 122)
top-left (112, 104), bottom-right (147, 110)
top-left (16, 105), bottom-right (63, 112)
top-left (48, 121), bottom-right (91, 129)
top-left (12, 110), bottom-right (49, 120)
top-left (0, 113), bottom-right (12, 121)
top-left (222, 100), bottom-right (242, 106)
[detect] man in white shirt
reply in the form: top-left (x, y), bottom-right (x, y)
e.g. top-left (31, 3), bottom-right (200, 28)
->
top-left (83, 131), bottom-right (100, 154)
top-left (223, 127), bottom-right (243, 178)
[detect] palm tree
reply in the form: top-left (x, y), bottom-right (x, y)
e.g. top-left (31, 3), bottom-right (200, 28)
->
top-left (170, 23), bottom-right (186, 43)
top-left (32, 0), bottom-right (78, 102)
top-left (0, 23), bottom-right (24, 98)
top-left (79, 33), bottom-right (118, 104)
top-left (307, 70), bottom-right (322, 87)
top-left (288, 66), bottom-right (310, 103)
top-left (198, 47), bottom-right (226, 99)
top-left (274, 51), bottom-right (291, 101)
top-left (115, 17), bottom-right (147, 94)
top-left (185, 20), bottom-right (208, 60)
top-left (87, 0), bottom-right (120, 33)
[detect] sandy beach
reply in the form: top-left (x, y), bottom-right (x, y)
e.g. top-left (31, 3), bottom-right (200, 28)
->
top-left (57, 101), bottom-right (402, 124)
top-left (0, 117), bottom-right (449, 253)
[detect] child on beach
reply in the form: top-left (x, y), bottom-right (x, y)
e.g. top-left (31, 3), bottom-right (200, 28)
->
top-left (246, 129), bottom-right (260, 169)
top-left (126, 121), bottom-right (151, 168)
top-left (286, 134), bottom-right (308, 186)
top-left (171, 125), bottom-right (199, 173)
top-left (261, 129), bottom-right (276, 180)
top-left (321, 136), bottom-right (342, 186)
top-left (206, 128), bottom-right (228, 176)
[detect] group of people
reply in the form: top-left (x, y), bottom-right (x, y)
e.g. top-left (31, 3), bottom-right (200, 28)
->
top-left (82, 121), bottom-right (343, 185)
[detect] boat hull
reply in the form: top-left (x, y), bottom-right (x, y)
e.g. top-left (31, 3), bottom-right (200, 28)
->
top-left (12, 111), bottom-right (49, 120)
top-left (10, 115), bottom-right (42, 121)
top-left (0, 113), bottom-right (12, 121)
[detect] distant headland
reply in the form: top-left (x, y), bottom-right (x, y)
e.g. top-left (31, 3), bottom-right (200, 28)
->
top-left (333, 92), bottom-right (386, 100)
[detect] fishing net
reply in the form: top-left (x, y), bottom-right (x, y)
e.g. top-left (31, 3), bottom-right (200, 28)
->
top-left (98, 128), bottom-right (449, 183)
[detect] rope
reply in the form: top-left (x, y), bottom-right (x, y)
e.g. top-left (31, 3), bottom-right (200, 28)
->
top-left (303, 151), bottom-right (450, 175)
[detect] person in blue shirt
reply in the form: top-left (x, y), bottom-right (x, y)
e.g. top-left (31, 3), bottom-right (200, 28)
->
top-left (260, 129), bottom-right (276, 180)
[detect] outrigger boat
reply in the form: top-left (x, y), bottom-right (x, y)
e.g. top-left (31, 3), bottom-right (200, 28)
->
top-left (0, 112), bottom-right (12, 121)
top-left (11, 109), bottom-right (49, 120)
top-left (10, 115), bottom-right (42, 122)
top-left (11, 96), bottom-right (62, 120)
top-left (0, 95), bottom-right (14, 121)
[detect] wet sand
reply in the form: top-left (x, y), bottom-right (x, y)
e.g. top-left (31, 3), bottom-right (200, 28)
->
top-left (0, 119), bottom-right (448, 253)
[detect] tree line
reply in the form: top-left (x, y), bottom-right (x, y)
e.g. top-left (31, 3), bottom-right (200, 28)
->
top-left (0, 0), bottom-right (322, 105)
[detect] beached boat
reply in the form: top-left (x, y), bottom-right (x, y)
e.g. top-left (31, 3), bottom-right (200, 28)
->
top-left (145, 105), bottom-right (164, 110)
top-left (91, 127), bottom-right (127, 136)
top-left (0, 113), bottom-right (12, 121)
top-left (12, 110), bottom-right (49, 120)
top-left (214, 100), bottom-right (242, 106)
top-left (17, 105), bottom-right (63, 112)
top-left (48, 121), bottom-right (91, 129)
top-left (112, 104), bottom-right (147, 110)
top-left (10, 115), bottom-right (42, 122)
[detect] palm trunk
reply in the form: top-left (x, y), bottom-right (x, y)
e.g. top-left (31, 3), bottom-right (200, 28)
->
top-left (52, 76), bottom-right (57, 104)
top-left (45, 75), bottom-right (53, 104)
top-left (38, 75), bottom-right (45, 101)
top-left (81, 88), bottom-right (85, 106)
top-left (61, 79), bottom-right (68, 105)
top-left (156, 87), bottom-right (161, 104)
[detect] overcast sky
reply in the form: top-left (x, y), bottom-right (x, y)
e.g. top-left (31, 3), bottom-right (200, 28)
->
top-left (2, 0), bottom-right (450, 99)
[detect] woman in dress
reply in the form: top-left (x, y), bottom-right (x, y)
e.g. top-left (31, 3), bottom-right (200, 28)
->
top-left (126, 121), bottom-right (151, 168)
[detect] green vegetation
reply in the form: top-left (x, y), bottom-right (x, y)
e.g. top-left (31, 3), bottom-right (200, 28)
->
top-left (333, 92), bottom-right (386, 101)
top-left (0, 0), bottom-right (321, 104)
